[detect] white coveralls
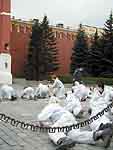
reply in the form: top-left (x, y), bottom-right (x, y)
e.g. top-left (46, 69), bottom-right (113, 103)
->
top-left (0, 85), bottom-right (17, 100)
top-left (38, 103), bottom-right (96, 145)
top-left (72, 84), bottom-right (91, 115)
top-left (52, 78), bottom-right (65, 98)
top-left (89, 87), bottom-right (113, 131)
top-left (105, 85), bottom-right (113, 91)
top-left (35, 83), bottom-right (50, 98)
top-left (21, 87), bottom-right (34, 99)
top-left (49, 96), bottom-right (60, 104)
top-left (64, 91), bottom-right (82, 116)
top-left (72, 81), bottom-right (80, 91)
top-left (73, 84), bottom-right (90, 101)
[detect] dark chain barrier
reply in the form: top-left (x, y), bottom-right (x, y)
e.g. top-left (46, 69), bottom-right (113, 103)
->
top-left (0, 101), bottom-right (113, 133)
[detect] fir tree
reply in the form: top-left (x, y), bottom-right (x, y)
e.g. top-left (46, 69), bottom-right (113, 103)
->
top-left (88, 28), bottom-right (104, 76)
top-left (25, 16), bottom-right (59, 80)
top-left (25, 19), bottom-right (41, 80)
top-left (40, 16), bottom-right (59, 76)
top-left (100, 11), bottom-right (113, 77)
top-left (70, 24), bottom-right (88, 74)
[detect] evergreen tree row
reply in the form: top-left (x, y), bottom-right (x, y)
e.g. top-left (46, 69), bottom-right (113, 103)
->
top-left (70, 11), bottom-right (113, 78)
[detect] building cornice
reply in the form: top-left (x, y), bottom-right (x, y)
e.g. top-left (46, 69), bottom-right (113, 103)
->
top-left (0, 12), bottom-right (10, 16)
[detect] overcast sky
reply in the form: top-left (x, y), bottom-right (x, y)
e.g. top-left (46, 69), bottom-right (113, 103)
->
top-left (11, 0), bottom-right (113, 28)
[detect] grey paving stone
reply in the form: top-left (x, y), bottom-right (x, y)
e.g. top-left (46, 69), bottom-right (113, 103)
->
top-left (0, 138), bottom-right (4, 145)
top-left (0, 135), bottom-right (17, 146)
top-left (0, 144), bottom-right (12, 150)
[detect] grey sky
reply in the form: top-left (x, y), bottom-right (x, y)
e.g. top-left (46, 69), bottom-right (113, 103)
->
top-left (11, 0), bottom-right (113, 28)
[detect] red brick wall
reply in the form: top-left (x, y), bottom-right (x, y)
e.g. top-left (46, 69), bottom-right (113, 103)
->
top-left (10, 23), bottom-right (31, 77)
top-left (10, 23), bottom-right (76, 77)
top-left (52, 29), bottom-right (76, 75)
top-left (55, 36), bottom-right (74, 75)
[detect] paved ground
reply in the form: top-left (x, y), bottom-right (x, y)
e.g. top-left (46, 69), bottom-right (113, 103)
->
top-left (0, 79), bottom-right (113, 150)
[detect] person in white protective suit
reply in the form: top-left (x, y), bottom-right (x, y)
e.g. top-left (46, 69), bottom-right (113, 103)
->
top-left (72, 81), bottom-right (80, 90)
top-left (21, 86), bottom-right (34, 100)
top-left (0, 85), bottom-right (17, 101)
top-left (34, 83), bottom-right (50, 99)
top-left (72, 82), bottom-right (90, 102)
top-left (50, 75), bottom-right (65, 99)
top-left (37, 96), bottom-right (113, 150)
top-left (72, 82), bottom-right (91, 117)
top-left (64, 90), bottom-right (82, 117)
top-left (88, 80), bottom-right (113, 148)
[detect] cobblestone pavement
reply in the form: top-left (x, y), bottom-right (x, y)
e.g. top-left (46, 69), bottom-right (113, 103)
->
top-left (0, 79), bottom-right (113, 150)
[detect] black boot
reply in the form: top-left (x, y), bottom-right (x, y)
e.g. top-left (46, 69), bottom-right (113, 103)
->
top-left (93, 130), bottom-right (103, 141)
top-left (56, 137), bottom-right (75, 150)
top-left (93, 127), bottom-right (113, 148)
top-left (11, 95), bottom-right (17, 101)
top-left (98, 123), bottom-right (113, 130)
top-left (101, 127), bottom-right (113, 148)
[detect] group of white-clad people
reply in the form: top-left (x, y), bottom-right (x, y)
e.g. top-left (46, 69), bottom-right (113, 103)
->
top-left (37, 76), bottom-right (113, 150)
top-left (0, 75), bottom-right (113, 150)
top-left (0, 75), bottom-right (65, 101)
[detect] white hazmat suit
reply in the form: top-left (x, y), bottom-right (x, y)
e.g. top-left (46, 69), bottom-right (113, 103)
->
top-left (64, 91), bottom-right (82, 116)
top-left (35, 83), bottom-right (50, 98)
top-left (89, 87), bottom-right (113, 131)
top-left (0, 85), bottom-right (17, 100)
top-left (73, 83), bottom-right (90, 101)
top-left (21, 87), bottom-right (34, 100)
top-left (51, 78), bottom-right (65, 99)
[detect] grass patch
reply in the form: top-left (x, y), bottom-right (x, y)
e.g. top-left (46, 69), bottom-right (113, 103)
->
top-left (58, 75), bottom-right (113, 85)
top-left (82, 77), bottom-right (113, 85)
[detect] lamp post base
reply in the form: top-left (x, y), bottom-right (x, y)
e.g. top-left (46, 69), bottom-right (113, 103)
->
top-left (0, 71), bottom-right (12, 84)
top-left (0, 53), bottom-right (12, 84)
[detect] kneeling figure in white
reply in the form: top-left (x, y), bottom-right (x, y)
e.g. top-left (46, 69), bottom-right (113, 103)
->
top-left (64, 90), bottom-right (82, 117)
top-left (51, 75), bottom-right (65, 99)
top-left (21, 87), bottom-right (34, 100)
top-left (35, 83), bottom-right (50, 98)
top-left (0, 84), bottom-right (17, 100)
